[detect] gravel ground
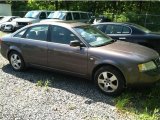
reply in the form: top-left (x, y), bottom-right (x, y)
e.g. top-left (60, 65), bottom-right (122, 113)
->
top-left (0, 53), bottom-right (137, 120)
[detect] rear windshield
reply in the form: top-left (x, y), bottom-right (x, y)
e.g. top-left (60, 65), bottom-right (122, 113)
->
top-left (131, 23), bottom-right (151, 33)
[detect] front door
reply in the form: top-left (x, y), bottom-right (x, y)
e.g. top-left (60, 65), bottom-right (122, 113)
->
top-left (47, 25), bottom-right (88, 75)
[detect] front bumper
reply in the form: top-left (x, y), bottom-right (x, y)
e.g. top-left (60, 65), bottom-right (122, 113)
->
top-left (127, 67), bottom-right (160, 86)
top-left (138, 68), bottom-right (160, 84)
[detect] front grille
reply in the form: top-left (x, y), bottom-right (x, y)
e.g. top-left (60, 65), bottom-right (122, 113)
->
top-left (17, 22), bottom-right (28, 26)
top-left (155, 57), bottom-right (160, 67)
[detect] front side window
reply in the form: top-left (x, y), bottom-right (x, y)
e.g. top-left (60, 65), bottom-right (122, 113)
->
top-left (73, 13), bottom-right (80, 20)
top-left (25, 25), bottom-right (48, 41)
top-left (39, 12), bottom-right (47, 19)
top-left (80, 13), bottom-right (88, 19)
top-left (50, 26), bottom-right (79, 44)
top-left (66, 12), bottom-right (72, 20)
top-left (74, 25), bottom-right (113, 47)
top-left (14, 29), bottom-right (27, 38)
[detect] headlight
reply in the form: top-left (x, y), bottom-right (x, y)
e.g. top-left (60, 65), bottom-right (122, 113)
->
top-left (138, 61), bottom-right (157, 72)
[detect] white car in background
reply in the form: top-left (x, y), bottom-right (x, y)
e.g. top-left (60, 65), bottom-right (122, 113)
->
top-left (0, 16), bottom-right (20, 32)
top-left (12, 10), bottom-right (52, 30)
top-left (41, 11), bottom-right (92, 23)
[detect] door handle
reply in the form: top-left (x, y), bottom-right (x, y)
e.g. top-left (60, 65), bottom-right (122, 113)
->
top-left (119, 37), bottom-right (126, 40)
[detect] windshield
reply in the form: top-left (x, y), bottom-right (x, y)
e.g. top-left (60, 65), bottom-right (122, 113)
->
top-left (74, 25), bottom-right (113, 47)
top-left (47, 12), bottom-right (55, 19)
top-left (24, 11), bottom-right (40, 18)
top-left (0, 17), bottom-right (11, 22)
top-left (50, 11), bottom-right (66, 20)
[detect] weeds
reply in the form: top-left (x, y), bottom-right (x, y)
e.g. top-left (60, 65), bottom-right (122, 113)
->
top-left (36, 79), bottom-right (52, 91)
top-left (115, 83), bottom-right (160, 120)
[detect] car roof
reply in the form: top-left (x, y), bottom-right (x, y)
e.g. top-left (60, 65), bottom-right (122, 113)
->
top-left (93, 22), bottom-right (138, 27)
top-left (54, 10), bottom-right (91, 13)
top-left (28, 10), bottom-right (53, 12)
top-left (31, 21), bottom-right (88, 28)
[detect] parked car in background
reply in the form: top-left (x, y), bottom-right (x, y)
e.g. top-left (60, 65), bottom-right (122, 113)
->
top-left (12, 10), bottom-right (52, 30)
top-left (42, 11), bottom-right (92, 23)
top-left (0, 16), bottom-right (19, 31)
top-left (93, 22), bottom-right (160, 54)
top-left (0, 16), bottom-right (20, 32)
top-left (0, 21), bottom-right (160, 96)
top-left (88, 15), bottom-right (111, 24)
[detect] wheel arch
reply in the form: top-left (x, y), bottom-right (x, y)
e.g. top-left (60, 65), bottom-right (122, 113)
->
top-left (7, 46), bottom-right (22, 60)
top-left (92, 63), bottom-right (127, 86)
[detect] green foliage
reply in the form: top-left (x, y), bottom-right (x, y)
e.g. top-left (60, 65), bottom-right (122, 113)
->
top-left (36, 79), bottom-right (51, 91)
top-left (36, 80), bottom-right (43, 87)
top-left (27, 0), bottom-right (55, 10)
top-left (115, 83), bottom-right (160, 120)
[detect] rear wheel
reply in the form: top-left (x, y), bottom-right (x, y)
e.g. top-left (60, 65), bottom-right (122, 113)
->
top-left (94, 66), bottom-right (125, 96)
top-left (9, 51), bottom-right (25, 71)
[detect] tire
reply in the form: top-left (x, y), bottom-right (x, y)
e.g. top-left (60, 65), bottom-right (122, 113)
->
top-left (94, 66), bottom-right (125, 96)
top-left (9, 51), bottom-right (25, 71)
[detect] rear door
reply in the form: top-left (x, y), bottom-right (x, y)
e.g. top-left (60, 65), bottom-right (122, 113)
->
top-left (47, 25), bottom-right (88, 75)
top-left (18, 25), bottom-right (49, 66)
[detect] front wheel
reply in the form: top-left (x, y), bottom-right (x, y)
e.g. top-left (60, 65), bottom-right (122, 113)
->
top-left (94, 66), bottom-right (125, 96)
top-left (9, 51), bottom-right (25, 71)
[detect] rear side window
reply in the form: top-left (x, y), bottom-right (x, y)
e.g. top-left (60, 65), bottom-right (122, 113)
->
top-left (25, 25), bottom-right (48, 41)
top-left (80, 13), bottom-right (88, 19)
top-left (14, 29), bottom-right (27, 38)
top-left (73, 13), bottom-right (80, 20)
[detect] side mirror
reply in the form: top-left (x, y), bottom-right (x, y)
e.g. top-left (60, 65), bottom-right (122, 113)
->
top-left (70, 40), bottom-right (84, 47)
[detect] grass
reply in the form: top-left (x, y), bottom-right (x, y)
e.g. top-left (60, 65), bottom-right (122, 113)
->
top-left (36, 79), bottom-right (51, 91)
top-left (115, 83), bottom-right (160, 120)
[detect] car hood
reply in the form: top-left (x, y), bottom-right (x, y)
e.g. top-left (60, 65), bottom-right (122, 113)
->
top-left (13, 18), bottom-right (36, 22)
top-left (1, 21), bottom-right (17, 25)
top-left (0, 21), bottom-right (6, 24)
top-left (96, 40), bottom-right (159, 61)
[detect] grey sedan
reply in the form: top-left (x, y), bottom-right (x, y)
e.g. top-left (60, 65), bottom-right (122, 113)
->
top-left (0, 21), bottom-right (160, 96)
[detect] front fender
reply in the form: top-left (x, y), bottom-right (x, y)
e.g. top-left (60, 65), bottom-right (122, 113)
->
top-left (88, 58), bottom-right (133, 83)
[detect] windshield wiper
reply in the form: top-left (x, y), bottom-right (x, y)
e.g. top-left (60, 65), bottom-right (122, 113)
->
top-left (25, 17), bottom-right (35, 18)
top-left (94, 39), bottom-right (117, 47)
